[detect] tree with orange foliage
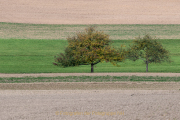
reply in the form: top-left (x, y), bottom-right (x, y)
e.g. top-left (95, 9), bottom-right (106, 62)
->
top-left (54, 27), bottom-right (126, 73)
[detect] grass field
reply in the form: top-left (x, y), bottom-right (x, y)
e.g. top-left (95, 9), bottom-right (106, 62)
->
top-left (1, 76), bottom-right (180, 83)
top-left (0, 22), bottom-right (180, 73)
top-left (0, 39), bottom-right (179, 73)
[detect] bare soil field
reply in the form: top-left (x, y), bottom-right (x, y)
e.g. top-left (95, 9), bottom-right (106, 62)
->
top-left (1, 0), bottom-right (180, 24)
top-left (1, 90), bottom-right (180, 120)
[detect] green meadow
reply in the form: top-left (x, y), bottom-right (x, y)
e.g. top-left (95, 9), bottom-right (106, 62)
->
top-left (0, 22), bottom-right (180, 73)
top-left (1, 76), bottom-right (180, 83)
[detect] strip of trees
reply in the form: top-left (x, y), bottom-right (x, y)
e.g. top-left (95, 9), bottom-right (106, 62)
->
top-left (54, 27), bottom-right (171, 73)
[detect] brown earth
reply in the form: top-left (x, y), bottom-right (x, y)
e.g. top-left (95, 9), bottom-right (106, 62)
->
top-left (1, 90), bottom-right (180, 120)
top-left (1, 0), bottom-right (180, 24)
top-left (1, 82), bottom-right (180, 90)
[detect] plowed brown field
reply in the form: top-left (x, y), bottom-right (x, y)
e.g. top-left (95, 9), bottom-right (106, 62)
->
top-left (1, 0), bottom-right (180, 24)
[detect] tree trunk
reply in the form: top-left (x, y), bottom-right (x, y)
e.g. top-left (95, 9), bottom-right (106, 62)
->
top-left (91, 63), bottom-right (94, 73)
top-left (146, 61), bottom-right (148, 72)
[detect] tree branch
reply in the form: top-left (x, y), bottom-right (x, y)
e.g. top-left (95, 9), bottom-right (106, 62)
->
top-left (138, 57), bottom-right (146, 63)
top-left (93, 60), bottom-right (101, 65)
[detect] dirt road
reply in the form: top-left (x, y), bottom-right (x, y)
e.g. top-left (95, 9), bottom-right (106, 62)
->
top-left (1, 73), bottom-right (180, 78)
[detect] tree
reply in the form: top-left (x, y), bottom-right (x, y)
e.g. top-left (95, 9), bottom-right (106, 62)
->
top-left (54, 26), bottom-right (126, 73)
top-left (127, 34), bottom-right (171, 72)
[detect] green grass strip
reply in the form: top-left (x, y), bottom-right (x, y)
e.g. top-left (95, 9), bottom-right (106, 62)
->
top-left (0, 76), bottom-right (180, 83)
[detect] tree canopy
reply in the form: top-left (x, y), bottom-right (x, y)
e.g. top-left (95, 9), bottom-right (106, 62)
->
top-left (54, 27), bottom-right (126, 72)
top-left (127, 34), bottom-right (171, 72)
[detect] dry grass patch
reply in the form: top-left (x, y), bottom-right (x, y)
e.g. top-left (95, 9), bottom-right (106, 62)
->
top-left (1, 23), bottom-right (180, 40)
